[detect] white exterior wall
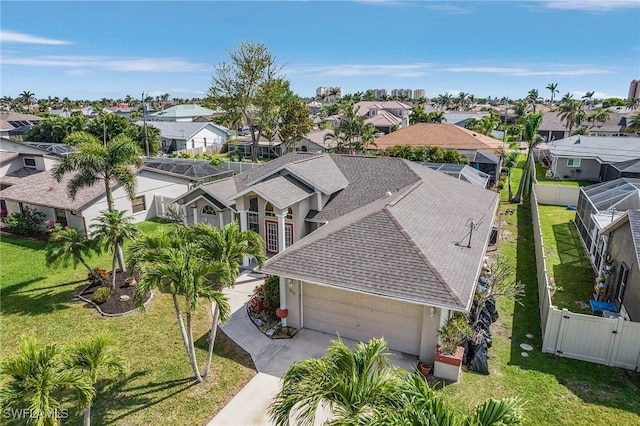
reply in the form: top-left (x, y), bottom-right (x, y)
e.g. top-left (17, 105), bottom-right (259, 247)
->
top-left (0, 157), bottom-right (25, 177)
top-left (80, 171), bottom-right (191, 225)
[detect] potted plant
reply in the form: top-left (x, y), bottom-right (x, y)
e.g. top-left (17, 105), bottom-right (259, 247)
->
top-left (434, 314), bottom-right (471, 382)
top-left (418, 362), bottom-right (432, 378)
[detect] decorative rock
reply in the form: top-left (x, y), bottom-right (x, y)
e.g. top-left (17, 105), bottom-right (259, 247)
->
top-left (119, 295), bottom-right (130, 302)
top-left (526, 333), bottom-right (534, 339)
top-left (520, 343), bottom-right (534, 351)
top-left (254, 318), bottom-right (263, 326)
top-left (521, 352), bottom-right (529, 357)
top-left (266, 328), bottom-right (275, 336)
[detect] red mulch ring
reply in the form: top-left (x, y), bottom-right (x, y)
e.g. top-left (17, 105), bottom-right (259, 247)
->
top-left (80, 271), bottom-right (151, 316)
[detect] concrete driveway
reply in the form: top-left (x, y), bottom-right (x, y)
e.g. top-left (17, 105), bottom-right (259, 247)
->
top-left (208, 272), bottom-right (418, 425)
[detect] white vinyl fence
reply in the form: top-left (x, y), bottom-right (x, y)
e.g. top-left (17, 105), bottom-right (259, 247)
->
top-left (531, 185), bottom-right (640, 371)
top-left (533, 184), bottom-right (579, 206)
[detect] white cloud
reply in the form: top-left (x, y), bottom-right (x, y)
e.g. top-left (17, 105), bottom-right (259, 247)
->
top-left (444, 64), bottom-right (614, 77)
top-left (66, 69), bottom-right (89, 76)
top-left (1, 55), bottom-right (210, 72)
top-left (288, 63), bottom-right (432, 78)
top-left (571, 90), bottom-right (624, 99)
top-left (538, 0), bottom-right (640, 12)
top-left (1, 30), bottom-right (72, 45)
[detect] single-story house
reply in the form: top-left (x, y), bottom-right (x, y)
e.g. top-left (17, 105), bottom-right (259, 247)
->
top-left (228, 129), bottom-right (337, 159)
top-left (598, 210), bottom-right (640, 321)
top-left (373, 123), bottom-right (507, 184)
top-left (143, 121), bottom-right (232, 153)
top-left (538, 111), bottom-right (632, 143)
top-left (0, 157), bottom-right (231, 233)
top-left (547, 136), bottom-right (640, 181)
top-left (147, 104), bottom-right (216, 122)
top-left (173, 152), bottom-right (499, 361)
top-left (443, 112), bottom-right (490, 128)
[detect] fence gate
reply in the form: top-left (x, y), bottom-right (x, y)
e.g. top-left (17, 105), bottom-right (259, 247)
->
top-left (555, 310), bottom-right (617, 365)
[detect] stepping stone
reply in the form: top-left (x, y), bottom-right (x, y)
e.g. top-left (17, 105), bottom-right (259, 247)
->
top-left (119, 295), bottom-right (130, 302)
top-left (520, 343), bottom-right (534, 351)
top-left (521, 352), bottom-right (529, 357)
top-left (526, 333), bottom-right (534, 339)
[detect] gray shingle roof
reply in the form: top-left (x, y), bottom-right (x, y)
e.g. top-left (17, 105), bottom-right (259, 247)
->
top-left (143, 158), bottom-right (232, 181)
top-left (144, 121), bottom-right (231, 139)
top-left (0, 169), bottom-right (107, 211)
top-left (548, 136), bottom-right (640, 163)
top-left (242, 175), bottom-right (313, 210)
top-left (263, 159), bottom-right (499, 310)
top-left (629, 210), bottom-right (640, 270)
top-left (286, 155), bottom-right (349, 195)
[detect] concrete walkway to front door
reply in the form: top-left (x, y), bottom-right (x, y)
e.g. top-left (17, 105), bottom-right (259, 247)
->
top-left (208, 271), bottom-right (419, 425)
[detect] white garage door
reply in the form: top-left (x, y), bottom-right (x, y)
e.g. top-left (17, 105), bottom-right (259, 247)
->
top-left (303, 283), bottom-right (423, 355)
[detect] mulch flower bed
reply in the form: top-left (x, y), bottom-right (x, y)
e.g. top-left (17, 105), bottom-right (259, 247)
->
top-left (79, 270), bottom-right (151, 316)
top-left (247, 285), bottom-right (298, 339)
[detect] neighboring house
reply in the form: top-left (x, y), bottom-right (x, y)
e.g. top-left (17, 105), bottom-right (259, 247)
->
top-left (599, 210), bottom-right (640, 321)
top-left (173, 152), bottom-right (499, 361)
top-left (373, 123), bottom-right (507, 183)
top-left (420, 162), bottom-right (490, 188)
top-left (107, 104), bottom-right (136, 119)
top-left (143, 121), bottom-right (232, 153)
top-left (538, 111), bottom-right (632, 142)
top-left (443, 112), bottom-right (490, 128)
top-left (0, 112), bottom-right (43, 140)
top-left (547, 136), bottom-right (640, 181)
top-left (575, 178), bottom-right (640, 275)
top-left (323, 101), bottom-right (411, 134)
top-left (0, 157), bottom-right (230, 233)
top-left (601, 159), bottom-right (640, 181)
top-left (296, 129), bottom-right (336, 153)
top-left (228, 129), bottom-right (337, 159)
top-left (147, 104), bottom-right (216, 122)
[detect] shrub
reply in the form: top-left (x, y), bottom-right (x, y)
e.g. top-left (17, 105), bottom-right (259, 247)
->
top-left (92, 287), bottom-right (112, 304)
top-left (263, 275), bottom-right (280, 313)
top-left (88, 267), bottom-right (110, 285)
top-left (4, 209), bottom-right (46, 236)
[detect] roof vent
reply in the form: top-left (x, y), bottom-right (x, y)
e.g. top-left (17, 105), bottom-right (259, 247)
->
top-left (385, 191), bottom-right (393, 198)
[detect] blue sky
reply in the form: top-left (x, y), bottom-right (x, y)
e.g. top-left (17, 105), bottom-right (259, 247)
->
top-left (1, 0), bottom-right (639, 101)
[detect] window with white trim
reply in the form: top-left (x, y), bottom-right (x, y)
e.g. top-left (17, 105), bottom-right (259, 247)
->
top-left (265, 202), bottom-right (275, 217)
top-left (286, 207), bottom-right (293, 220)
top-left (131, 195), bottom-right (146, 213)
top-left (247, 197), bottom-right (259, 233)
top-left (23, 157), bottom-right (36, 168)
top-left (201, 205), bottom-right (216, 215)
top-left (567, 158), bottom-right (581, 168)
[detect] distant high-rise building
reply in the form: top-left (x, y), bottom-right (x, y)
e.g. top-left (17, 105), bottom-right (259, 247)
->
top-left (413, 89), bottom-right (426, 100)
top-left (628, 80), bottom-right (640, 99)
top-left (391, 89), bottom-right (413, 100)
top-left (316, 86), bottom-right (342, 102)
top-left (368, 89), bottom-right (387, 100)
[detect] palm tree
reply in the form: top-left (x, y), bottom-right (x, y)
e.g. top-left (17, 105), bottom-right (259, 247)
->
top-left (626, 111), bottom-right (640, 132)
top-left (90, 210), bottom-right (139, 288)
top-left (512, 112), bottom-right (544, 203)
top-left (426, 111), bottom-right (446, 123)
top-left (582, 91), bottom-right (595, 110)
top-left (45, 226), bottom-right (106, 286)
top-left (189, 222), bottom-right (265, 375)
top-left (269, 338), bottom-right (404, 425)
top-left (269, 338), bottom-right (523, 426)
top-left (557, 99), bottom-right (584, 135)
top-left (0, 337), bottom-right (93, 426)
top-left (526, 89), bottom-right (541, 113)
top-left (594, 107), bottom-right (611, 126)
top-left (19, 90), bottom-right (36, 111)
top-left (625, 97), bottom-right (639, 111)
top-left (53, 132), bottom-right (142, 212)
top-left (133, 242), bottom-right (229, 382)
top-left (546, 83), bottom-right (559, 106)
top-left (65, 335), bottom-right (126, 426)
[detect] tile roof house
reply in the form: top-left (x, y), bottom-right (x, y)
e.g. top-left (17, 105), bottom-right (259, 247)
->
top-left (599, 210), bottom-right (640, 321)
top-left (373, 123), bottom-right (507, 184)
top-left (547, 136), bottom-right (640, 181)
top-left (172, 152), bottom-right (499, 361)
top-left (323, 101), bottom-right (412, 134)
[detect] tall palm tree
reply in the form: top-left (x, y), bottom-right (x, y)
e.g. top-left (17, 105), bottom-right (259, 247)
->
top-left (133, 242), bottom-right (230, 382)
top-left (53, 131), bottom-right (142, 212)
top-left (546, 83), bottom-right (559, 106)
top-left (45, 226), bottom-right (106, 286)
top-left (582, 91), bottom-right (595, 110)
top-left (90, 210), bottom-right (139, 288)
top-left (65, 335), bottom-right (126, 426)
top-left (19, 90), bottom-right (36, 112)
top-left (526, 89), bottom-right (541, 113)
top-left (557, 99), bottom-right (584, 135)
top-left (512, 112), bottom-right (544, 203)
top-left (0, 337), bottom-right (93, 426)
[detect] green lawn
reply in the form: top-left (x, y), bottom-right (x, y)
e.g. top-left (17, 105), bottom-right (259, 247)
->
top-left (0, 220), bottom-right (256, 425)
top-left (535, 163), bottom-right (593, 187)
top-left (500, 155), bottom-right (526, 202)
top-left (439, 164), bottom-right (640, 425)
top-left (538, 205), bottom-right (595, 314)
